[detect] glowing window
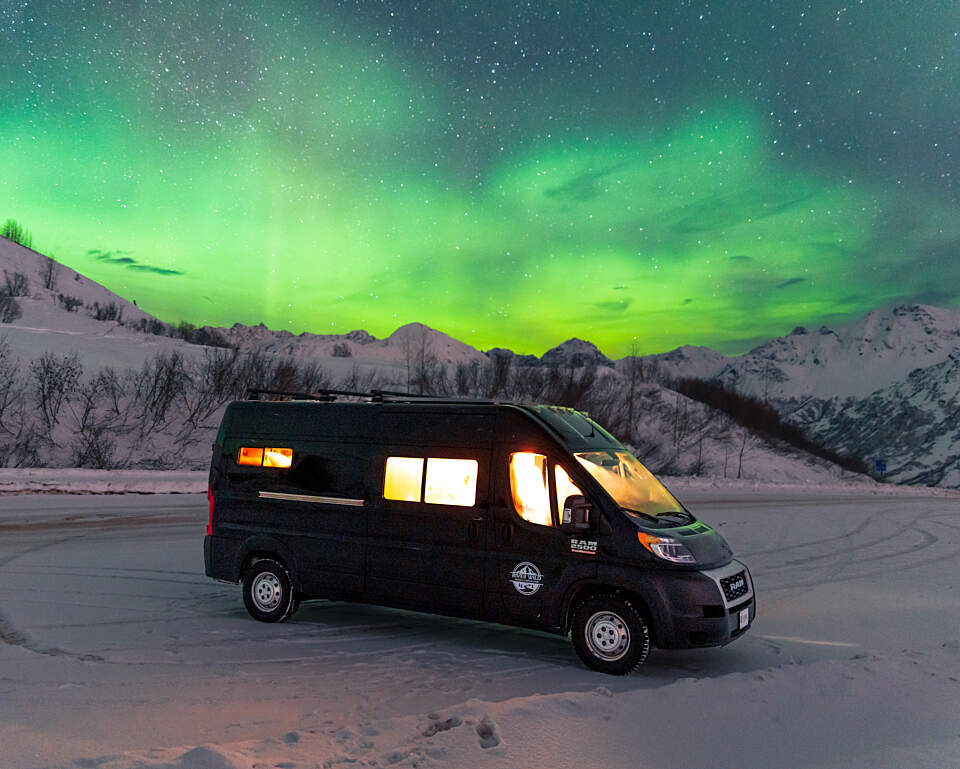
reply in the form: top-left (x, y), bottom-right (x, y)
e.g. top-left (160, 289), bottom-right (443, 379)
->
top-left (509, 452), bottom-right (551, 527)
top-left (384, 457), bottom-right (424, 502)
top-left (238, 446), bottom-right (292, 468)
top-left (238, 447), bottom-right (264, 466)
top-left (555, 464), bottom-right (583, 513)
top-left (424, 458), bottom-right (478, 507)
top-left (263, 448), bottom-right (293, 468)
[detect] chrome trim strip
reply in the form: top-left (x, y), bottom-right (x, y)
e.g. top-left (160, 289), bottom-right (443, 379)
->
top-left (258, 491), bottom-right (365, 507)
top-left (700, 559), bottom-right (754, 609)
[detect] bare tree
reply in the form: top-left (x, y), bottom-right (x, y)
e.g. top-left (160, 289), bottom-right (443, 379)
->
top-left (40, 257), bottom-right (59, 291)
top-left (737, 429), bottom-right (751, 479)
top-left (30, 352), bottom-right (82, 433)
top-left (0, 219), bottom-right (32, 248)
top-left (623, 339), bottom-right (646, 443)
top-left (454, 360), bottom-right (480, 396)
top-left (484, 353), bottom-right (512, 399)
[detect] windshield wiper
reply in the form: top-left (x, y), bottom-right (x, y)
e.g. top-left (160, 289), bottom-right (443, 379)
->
top-left (620, 507), bottom-right (661, 524)
top-left (656, 510), bottom-right (695, 524)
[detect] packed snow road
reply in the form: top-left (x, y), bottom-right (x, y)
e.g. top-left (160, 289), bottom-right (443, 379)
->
top-left (0, 487), bottom-right (958, 769)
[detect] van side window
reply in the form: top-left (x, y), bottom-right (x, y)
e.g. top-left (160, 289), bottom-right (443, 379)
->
top-left (555, 464), bottom-right (583, 511)
top-left (384, 457), bottom-right (479, 507)
top-left (384, 457), bottom-right (424, 502)
top-left (509, 452), bottom-right (552, 527)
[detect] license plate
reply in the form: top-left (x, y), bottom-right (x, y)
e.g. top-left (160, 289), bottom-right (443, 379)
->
top-left (739, 608), bottom-right (749, 630)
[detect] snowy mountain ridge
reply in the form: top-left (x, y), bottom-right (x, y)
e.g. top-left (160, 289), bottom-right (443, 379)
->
top-left (1, 235), bottom-right (951, 485)
top-left (642, 303), bottom-right (960, 487)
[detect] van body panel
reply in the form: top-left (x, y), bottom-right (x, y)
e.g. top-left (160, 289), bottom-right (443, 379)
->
top-left (205, 398), bottom-right (756, 662)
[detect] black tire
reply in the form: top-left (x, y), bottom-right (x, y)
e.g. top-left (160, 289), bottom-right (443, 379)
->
top-left (242, 558), bottom-right (297, 622)
top-left (570, 594), bottom-right (650, 674)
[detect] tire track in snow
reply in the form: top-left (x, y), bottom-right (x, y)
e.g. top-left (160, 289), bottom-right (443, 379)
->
top-left (0, 532), bottom-right (105, 660)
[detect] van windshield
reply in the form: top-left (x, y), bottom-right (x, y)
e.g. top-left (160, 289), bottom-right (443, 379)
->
top-left (574, 450), bottom-right (684, 516)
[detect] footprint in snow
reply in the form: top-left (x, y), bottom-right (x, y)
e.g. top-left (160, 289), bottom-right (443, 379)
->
top-left (420, 715), bottom-right (462, 737)
top-left (475, 716), bottom-right (500, 749)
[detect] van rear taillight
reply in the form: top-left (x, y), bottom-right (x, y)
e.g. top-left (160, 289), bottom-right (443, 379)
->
top-left (207, 486), bottom-right (214, 536)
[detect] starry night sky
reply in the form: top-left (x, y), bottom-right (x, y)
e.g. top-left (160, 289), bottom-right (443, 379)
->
top-left (2, 1), bottom-right (958, 356)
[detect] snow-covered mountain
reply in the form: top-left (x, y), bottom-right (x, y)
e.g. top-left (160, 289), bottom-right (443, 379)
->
top-left (212, 321), bottom-right (489, 369)
top-left (645, 304), bottom-right (960, 487)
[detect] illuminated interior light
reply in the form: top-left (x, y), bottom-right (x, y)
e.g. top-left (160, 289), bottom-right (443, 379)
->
top-left (263, 447), bottom-right (293, 468)
top-left (424, 458), bottom-right (478, 506)
top-left (238, 447), bottom-right (264, 466)
top-left (555, 464), bottom-right (583, 513)
top-left (509, 452), bottom-right (551, 526)
top-left (384, 456), bottom-right (424, 501)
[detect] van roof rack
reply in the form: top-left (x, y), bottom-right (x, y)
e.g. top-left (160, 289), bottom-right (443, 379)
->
top-left (245, 387), bottom-right (495, 404)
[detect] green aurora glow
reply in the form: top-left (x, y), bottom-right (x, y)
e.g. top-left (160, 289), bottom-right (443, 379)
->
top-left (2, 2), bottom-right (959, 356)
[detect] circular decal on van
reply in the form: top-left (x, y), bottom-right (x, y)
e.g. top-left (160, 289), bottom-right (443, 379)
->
top-left (510, 562), bottom-right (543, 595)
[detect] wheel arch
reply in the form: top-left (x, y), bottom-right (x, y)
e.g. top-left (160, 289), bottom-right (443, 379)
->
top-left (236, 536), bottom-right (301, 591)
top-left (562, 580), bottom-right (661, 646)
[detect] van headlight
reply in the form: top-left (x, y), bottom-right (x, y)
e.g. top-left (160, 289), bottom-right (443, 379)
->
top-left (637, 532), bottom-right (697, 564)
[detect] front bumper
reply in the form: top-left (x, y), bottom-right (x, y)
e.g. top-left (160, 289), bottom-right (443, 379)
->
top-left (651, 559), bottom-right (756, 649)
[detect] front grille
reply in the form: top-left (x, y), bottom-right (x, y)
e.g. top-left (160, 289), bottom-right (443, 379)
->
top-left (720, 570), bottom-right (749, 602)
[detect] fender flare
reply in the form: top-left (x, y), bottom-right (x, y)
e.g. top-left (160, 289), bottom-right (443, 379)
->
top-left (235, 535), bottom-right (302, 591)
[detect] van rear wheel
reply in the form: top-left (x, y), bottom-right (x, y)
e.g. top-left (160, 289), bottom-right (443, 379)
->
top-left (571, 595), bottom-right (650, 674)
top-left (242, 559), bottom-right (297, 622)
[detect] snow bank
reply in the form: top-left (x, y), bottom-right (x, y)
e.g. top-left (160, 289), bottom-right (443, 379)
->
top-left (0, 468), bottom-right (207, 494)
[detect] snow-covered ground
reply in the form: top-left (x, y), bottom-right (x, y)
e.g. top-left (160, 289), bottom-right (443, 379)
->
top-left (0, 486), bottom-right (958, 769)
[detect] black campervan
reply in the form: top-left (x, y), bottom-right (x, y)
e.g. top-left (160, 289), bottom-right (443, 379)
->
top-left (204, 389), bottom-right (755, 674)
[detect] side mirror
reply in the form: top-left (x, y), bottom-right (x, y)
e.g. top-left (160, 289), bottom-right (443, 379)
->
top-left (562, 495), bottom-right (591, 531)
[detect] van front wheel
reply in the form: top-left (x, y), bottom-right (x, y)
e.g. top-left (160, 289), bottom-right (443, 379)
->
top-left (571, 595), bottom-right (650, 674)
top-left (242, 559), bottom-right (297, 622)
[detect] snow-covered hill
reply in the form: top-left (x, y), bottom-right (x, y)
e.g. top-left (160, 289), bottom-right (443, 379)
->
top-left (644, 304), bottom-right (960, 487)
top-left (0, 237), bottom-right (189, 371)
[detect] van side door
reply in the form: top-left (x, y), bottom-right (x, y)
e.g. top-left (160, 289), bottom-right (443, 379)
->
top-left (365, 448), bottom-right (491, 618)
top-left (490, 448), bottom-right (599, 630)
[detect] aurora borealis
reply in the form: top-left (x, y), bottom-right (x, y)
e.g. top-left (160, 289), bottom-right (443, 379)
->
top-left (2, 2), bottom-right (959, 356)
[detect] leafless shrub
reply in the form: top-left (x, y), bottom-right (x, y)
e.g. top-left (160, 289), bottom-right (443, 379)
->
top-left (0, 295), bottom-right (21, 323)
top-left (3, 270), bottom-right (29, 297)
top-left (72, 427), bottom-right (117, 469)
top-left (508, 366), bottom-right (546, 403)
top-left (340, 363), bottom-right (379, 394)
top-left (87, 301), bottom-right (123, 322)
top-left (6, 425), bottom-right (41, 467)
top-left (0, 339), bottom-right (24, 430)
top-left (182, 348), bottom-right (240, 427)
top-left (484, 354), bottom-right (512, 398)
top-left (541, 365), bottom-right (598, 410)
top-left (454, 361), bottom-right (480, 396)
top-left (30, 352), bottom-right (82, 432)
top-left (332, 342), bottom-right (352, 358)
top-left (130, 351), bottom-right (188, 434)
top-left (57, 294), bottom-right (84, 312)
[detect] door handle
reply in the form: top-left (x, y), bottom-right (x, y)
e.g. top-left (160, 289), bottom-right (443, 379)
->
top-left (467, 520), bottom-right (482, 541)
top-left (499, 523), bottom-right (513, 544)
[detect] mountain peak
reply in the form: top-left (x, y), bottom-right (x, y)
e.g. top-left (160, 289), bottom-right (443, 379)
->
top-left (541, 338), bottom-right (612, 368)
